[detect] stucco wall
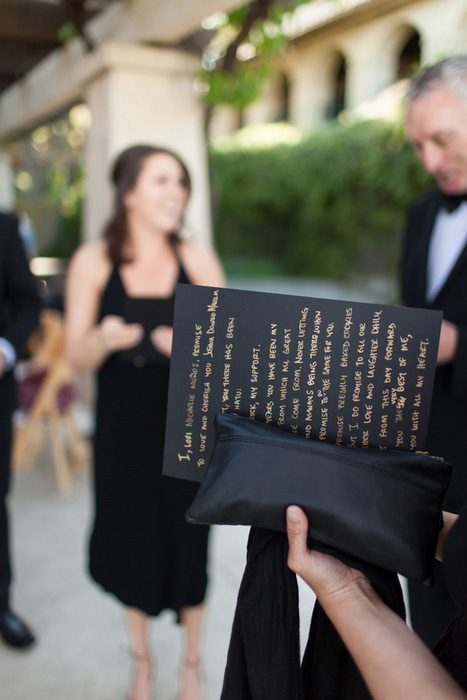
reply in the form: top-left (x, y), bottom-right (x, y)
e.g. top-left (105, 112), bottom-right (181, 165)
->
top-left (210, 0), bottom-right (467, 138)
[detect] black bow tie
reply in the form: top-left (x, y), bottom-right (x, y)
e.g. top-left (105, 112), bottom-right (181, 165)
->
top-left (438, 190), bottom-right (467, 213)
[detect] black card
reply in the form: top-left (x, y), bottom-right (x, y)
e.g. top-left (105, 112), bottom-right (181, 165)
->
top-left (163, 285), bottom-right (442, 482)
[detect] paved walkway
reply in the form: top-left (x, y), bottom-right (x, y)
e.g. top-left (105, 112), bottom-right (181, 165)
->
top-left (3, 444), bottom-right (317, 700)
top-left (1, 277), bottom-right (394, 699)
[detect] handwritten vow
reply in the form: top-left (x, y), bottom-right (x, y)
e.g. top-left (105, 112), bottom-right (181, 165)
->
top-left (163, 285), bottom-right (442, 482)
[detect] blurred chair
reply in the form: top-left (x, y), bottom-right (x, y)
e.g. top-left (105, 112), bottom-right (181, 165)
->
top-left (12, 308), bottom-right (88, 494)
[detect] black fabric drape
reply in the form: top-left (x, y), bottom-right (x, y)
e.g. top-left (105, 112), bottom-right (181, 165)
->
top-left (221, 527), bottom-right (406, 700)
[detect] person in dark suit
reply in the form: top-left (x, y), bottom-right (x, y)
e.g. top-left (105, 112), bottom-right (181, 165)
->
top-left (0, 212), bottom-right (42, 647)
top-left (402, 55), bottom-right (467, 649)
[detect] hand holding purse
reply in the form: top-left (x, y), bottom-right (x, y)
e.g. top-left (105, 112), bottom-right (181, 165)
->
top-left (186, 413), bottom-right (452, 584)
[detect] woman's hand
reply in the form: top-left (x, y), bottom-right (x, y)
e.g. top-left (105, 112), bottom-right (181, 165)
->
top-left (436, 511), bottom-right (459, 561)
top-left (287, 506), bottom-right (467, 700)
top-left (286, 505), bottom-right (370, 604)
top-left (100, 315), bottom-right (143, 353)
top-left (437, 319), bottom-right (458, 365)
top-left (0, 351), bottom-right (6, 378)
top-left (150, 325), bottom-right (173, 357)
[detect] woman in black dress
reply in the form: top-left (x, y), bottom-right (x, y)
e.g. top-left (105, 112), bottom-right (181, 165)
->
top-left (65, 145), bottom-right (225, 700)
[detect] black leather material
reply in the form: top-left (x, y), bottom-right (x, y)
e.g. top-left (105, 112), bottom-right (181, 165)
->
top-left (186, 413), bottom-right (452, 585)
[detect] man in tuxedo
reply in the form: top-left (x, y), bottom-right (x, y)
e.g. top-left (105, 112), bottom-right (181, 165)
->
top-left (402, 55), bottom-right (467, 649)
top-left (0, 212), bottom-right (42, 647)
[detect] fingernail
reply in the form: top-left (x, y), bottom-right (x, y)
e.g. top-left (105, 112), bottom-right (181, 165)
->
top-left (287, 506), bottom-right (300, 522)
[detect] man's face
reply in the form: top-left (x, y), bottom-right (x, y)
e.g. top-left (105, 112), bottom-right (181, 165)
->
top-left (405, 84), bottom-right (467, 194)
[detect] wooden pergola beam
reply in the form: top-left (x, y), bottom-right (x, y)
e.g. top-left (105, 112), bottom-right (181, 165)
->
top-left (0, 46), bottom-right (55, 79)
top-left (0, 0), bottom-right (95, 45)
top-left (0, 0), bottom-right (243, 139)
top-left (0, 45), bottom-right (59, 64)
top-left (0, 0), bottom-right (102, 90)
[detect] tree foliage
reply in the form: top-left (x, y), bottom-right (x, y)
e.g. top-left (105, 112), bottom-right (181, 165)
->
top-left (12, 104), bottom-right (91, 255)
top-left (199, 0), bottom-right (313, 115)
top-left (209, 119), bottom-right (433, 285)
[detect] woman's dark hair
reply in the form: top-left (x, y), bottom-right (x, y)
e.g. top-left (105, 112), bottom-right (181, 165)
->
top-left (103, 144), bottom-right (191, 265)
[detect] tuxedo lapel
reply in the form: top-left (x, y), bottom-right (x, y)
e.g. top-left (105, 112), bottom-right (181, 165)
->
top-left (0, 216), bottom-right (10, 305)
top-left (432, 236), bottom-right (467, 307)
top-left (413, 194), bottom-right (439, 308)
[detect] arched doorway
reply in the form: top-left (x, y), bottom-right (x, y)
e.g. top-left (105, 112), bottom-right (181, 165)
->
top-left (397, 30), bottom-right (421, 80)
top-left (275, 72), bottom-right (290, 122)
top-left (326, 53), bottom-right (346, 120)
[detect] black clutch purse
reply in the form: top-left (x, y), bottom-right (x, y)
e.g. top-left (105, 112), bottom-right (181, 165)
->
top-left (185, 413), bottom-right (452, 584)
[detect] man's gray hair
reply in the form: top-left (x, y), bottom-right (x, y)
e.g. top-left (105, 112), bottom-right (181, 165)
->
top-left (406, 55), bottom-right (467, 105)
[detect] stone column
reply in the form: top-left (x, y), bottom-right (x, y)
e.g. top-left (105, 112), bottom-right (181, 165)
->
top-left (82, 42), bottom-right (211, 244)
top-left (345, 39), bottom-right (394, 111)
top-left (290, 59), bottom-right (332, 130)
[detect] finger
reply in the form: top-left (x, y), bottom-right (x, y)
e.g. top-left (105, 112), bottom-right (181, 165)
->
top-left (150, 327), bottom-right (163, 346)
top-left (286, 506), bottom-right (309, 569)
top-left (102, 314), bottom-right (125, 327)
top-left (123, 326), bottom-right (144, 347)
top-left (107, 324), bottom-right (143, 350)
top-left (127, 323), bottom-right (144, 340)
top-left (151, 326), bottom-right (172, 353)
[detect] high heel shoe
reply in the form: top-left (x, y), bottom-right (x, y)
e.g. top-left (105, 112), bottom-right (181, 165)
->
top-left (128, 650), bottom-right (154, 700)
top-left (178, 657), bottom-right (203, 700)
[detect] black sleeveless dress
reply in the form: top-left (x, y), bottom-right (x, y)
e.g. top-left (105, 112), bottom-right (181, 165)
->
top-left (89, 264), bottom-right (209, 618)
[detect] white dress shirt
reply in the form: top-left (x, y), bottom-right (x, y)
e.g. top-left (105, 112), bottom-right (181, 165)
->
top-left (426, 201), bottom-right (467, 303)
top-left (0, 338), bottom-right (16, 371)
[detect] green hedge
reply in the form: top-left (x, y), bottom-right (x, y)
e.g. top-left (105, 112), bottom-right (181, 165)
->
top-left (209, 119), bottom-right (433, 280)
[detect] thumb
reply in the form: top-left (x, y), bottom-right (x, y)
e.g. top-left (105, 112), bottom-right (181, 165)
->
top-left (286, 505), bottom-right (309, 561)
